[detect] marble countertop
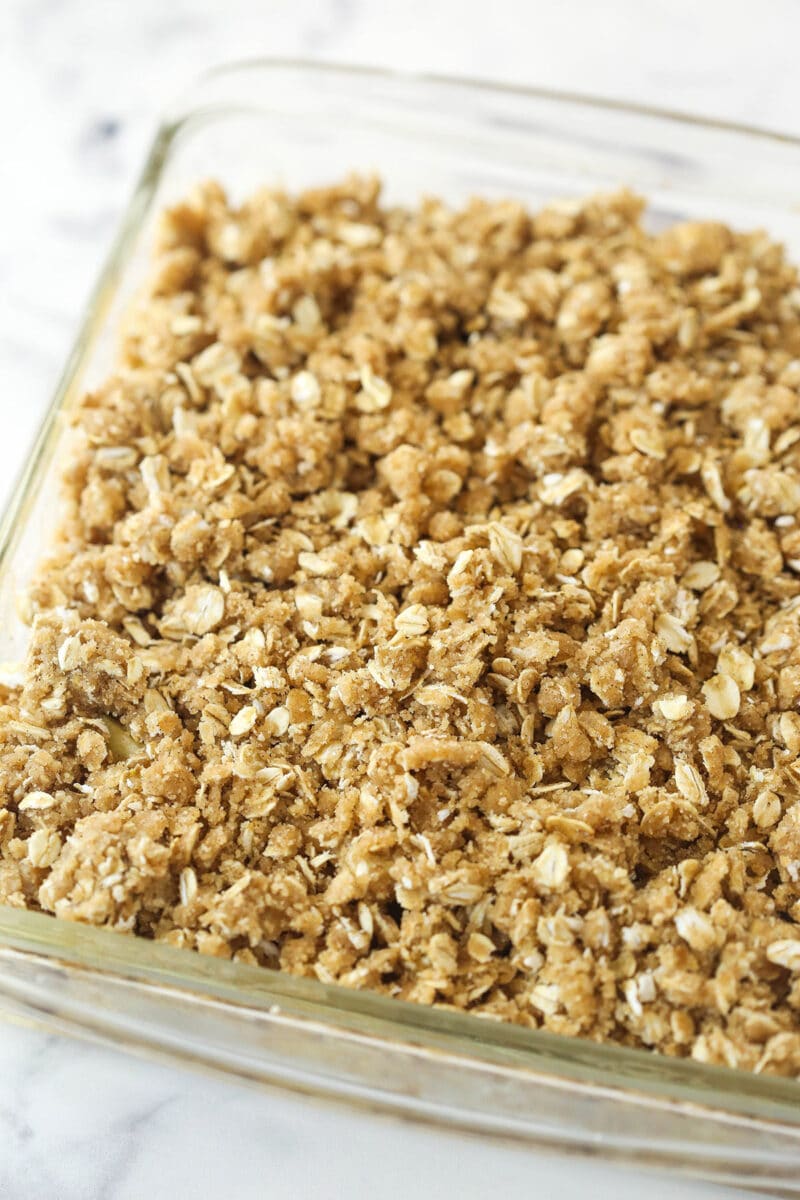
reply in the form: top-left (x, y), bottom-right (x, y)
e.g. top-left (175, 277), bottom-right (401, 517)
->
top-left (1, 1), bottom-right (799, 1195)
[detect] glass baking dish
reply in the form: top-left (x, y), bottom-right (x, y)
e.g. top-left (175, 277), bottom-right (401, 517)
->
top-left (2, 60), bottom-right (800, 1194)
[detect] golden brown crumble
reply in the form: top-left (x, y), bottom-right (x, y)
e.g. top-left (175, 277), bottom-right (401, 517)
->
top-left (4, 176), bottom-right (800, 1074)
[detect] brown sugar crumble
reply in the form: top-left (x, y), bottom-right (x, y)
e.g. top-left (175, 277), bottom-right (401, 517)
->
top-left (5, 176), bottom-right (800, 1075)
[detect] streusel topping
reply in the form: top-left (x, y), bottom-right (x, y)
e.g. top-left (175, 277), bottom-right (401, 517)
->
top-left (3, 176), bottom-right (800, 1075)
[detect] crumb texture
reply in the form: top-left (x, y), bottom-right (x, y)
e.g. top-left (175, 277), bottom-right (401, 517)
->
top-left (4, 177), bottom-right (800, 1075)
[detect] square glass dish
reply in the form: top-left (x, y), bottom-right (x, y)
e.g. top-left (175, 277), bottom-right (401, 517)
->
top-left (3, 59), bottom-right (800, 1193)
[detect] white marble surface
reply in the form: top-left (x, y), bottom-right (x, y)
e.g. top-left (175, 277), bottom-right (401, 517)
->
top-left (1, 1), bottom-right (800, 1196)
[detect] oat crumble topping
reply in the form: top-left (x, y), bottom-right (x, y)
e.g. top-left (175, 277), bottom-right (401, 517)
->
top-left (4, 176), bottom-right (800, 1074)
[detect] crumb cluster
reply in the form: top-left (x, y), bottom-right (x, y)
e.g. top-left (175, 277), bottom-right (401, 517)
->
top-left (4, 176), bottom-right (800, 1074)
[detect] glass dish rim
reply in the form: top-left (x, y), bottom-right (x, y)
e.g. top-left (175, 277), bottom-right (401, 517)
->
top-left (2, 56), bottom-right (800, 1123)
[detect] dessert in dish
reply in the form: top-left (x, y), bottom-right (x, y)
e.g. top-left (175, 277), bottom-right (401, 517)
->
top-left (3, 176), bottom-right (800, 1075)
